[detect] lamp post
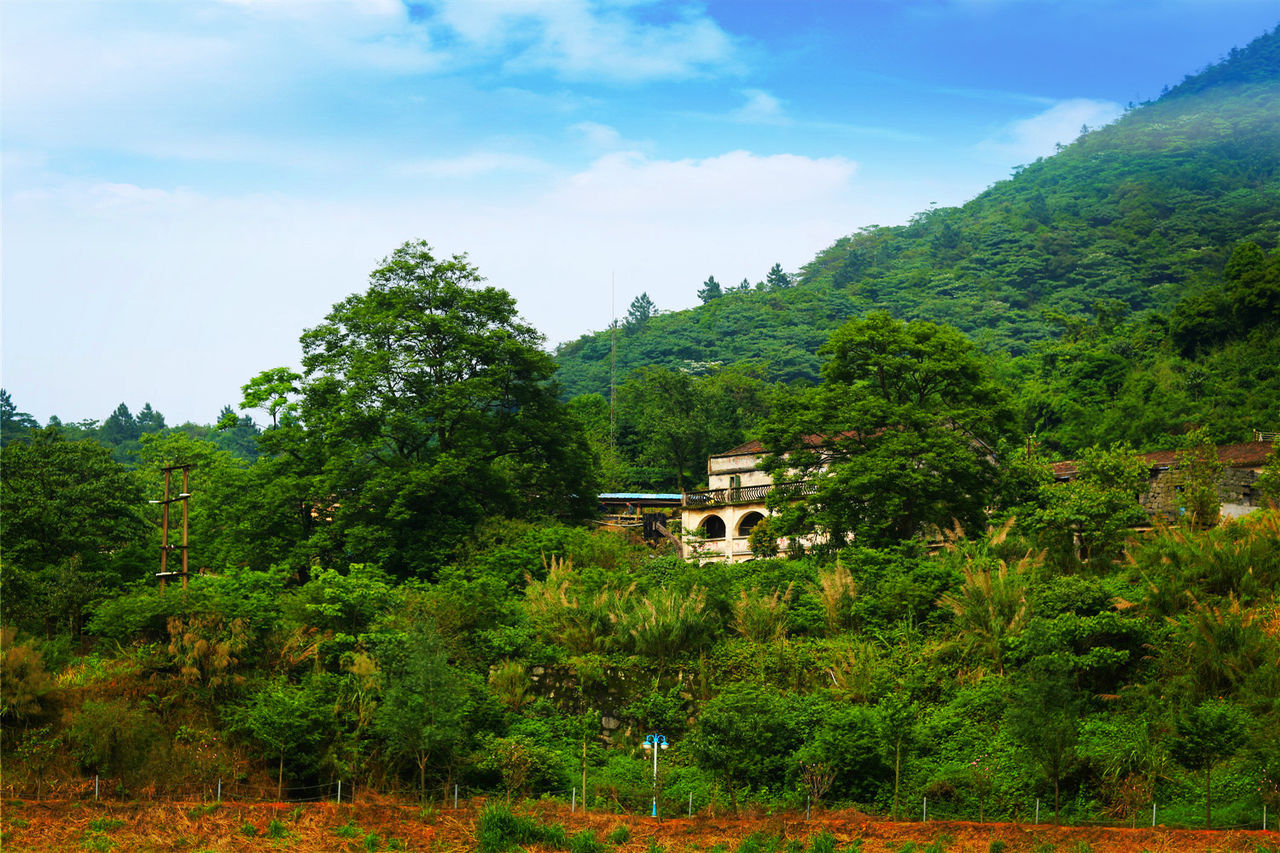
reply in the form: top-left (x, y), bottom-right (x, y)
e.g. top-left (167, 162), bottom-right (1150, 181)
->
top-left (641, 734), bottom-right (669, 817)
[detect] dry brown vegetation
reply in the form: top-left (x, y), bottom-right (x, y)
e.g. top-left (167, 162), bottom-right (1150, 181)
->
top-left (2, 799), bottom-right (1276, 853)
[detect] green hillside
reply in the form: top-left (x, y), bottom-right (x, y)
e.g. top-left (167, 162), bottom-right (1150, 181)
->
top-left (554, 24), bottom-right (1280, 451)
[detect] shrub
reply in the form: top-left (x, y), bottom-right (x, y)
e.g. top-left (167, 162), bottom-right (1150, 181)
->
top-left (570, 830), bottom-right (606, 853)
top-left (808, 831), bottom-right (838, 853)
top-left (476, 802), bottom-right (565, 853)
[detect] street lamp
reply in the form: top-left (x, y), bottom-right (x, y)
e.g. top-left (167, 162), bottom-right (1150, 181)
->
top-left (641, 734), bottom-right (668, 817)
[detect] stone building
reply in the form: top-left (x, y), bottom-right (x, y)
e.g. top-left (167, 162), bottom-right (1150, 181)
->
top-left (1051, 439), bottom-right (1275, 521)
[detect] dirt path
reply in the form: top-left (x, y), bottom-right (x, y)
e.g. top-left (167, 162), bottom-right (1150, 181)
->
top-left (1, 799), bottom-right (1275, 853)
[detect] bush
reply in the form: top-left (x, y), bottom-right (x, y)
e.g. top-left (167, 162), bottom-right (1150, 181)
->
top-left (476, 802), bottom-right (565, 853)
top-left (809, 831), bottom-right (838, 853)
top-left (570, 830), bottom-right (606, 853)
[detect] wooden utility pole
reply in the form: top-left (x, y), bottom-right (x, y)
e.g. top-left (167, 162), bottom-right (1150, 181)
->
top-left (153, 464), bottom-right (195, 588)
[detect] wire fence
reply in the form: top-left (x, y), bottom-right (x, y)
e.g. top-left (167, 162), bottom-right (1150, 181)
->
top-left (3, 778), bottom-right (1275, 833)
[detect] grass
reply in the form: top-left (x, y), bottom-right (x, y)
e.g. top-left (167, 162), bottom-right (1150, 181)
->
top-left (988, 841), bottom-right (1007, 853)
top-left (336, 820), bottom-right (364, 838)
top-left (88, 817), bottom-right (125, 832)
top-left (809, 831), bottom-right (838, 853)
top-left (570, 829), bottom-right (607, 853)
top-left (476, 802), bottom-right (567, 853)
top-left (608, 825), bottom-right (632, 845)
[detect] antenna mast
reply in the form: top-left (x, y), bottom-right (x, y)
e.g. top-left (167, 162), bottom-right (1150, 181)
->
top-left (609, 270), bottom-right (617, 454)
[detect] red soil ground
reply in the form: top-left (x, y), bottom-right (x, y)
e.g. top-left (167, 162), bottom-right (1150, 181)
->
top-left (1, 799), bottom-right (1275, 853)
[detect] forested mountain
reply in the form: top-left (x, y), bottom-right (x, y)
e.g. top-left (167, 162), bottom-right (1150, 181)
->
top-left (554, 25), bottom-right (1280, 453)
top-left (4, 27), bottom-right (1280, 832)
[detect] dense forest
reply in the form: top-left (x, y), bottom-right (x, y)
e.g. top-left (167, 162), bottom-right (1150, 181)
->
top-left (555, 25), bottom-right (1280, 462)
top-left (2, 24), bottom-right (1280, 835)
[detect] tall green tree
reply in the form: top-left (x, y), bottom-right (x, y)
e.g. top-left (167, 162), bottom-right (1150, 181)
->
top-left (625, 292), bottom-right (656, 330)
top-left (246, 240), bottom-right (595, 577)
top-left (764, 263), bottom-right (792, 291)
top-left (1172, 700), bottom-right (1247, 828)
top-left (696, 275), bottom-right (723, 303)
top-left (0, 427), bottom-right (146, 635)
top-left (761, 312), bottom-right (1015, 549)
top-left (0, 389), bottom-right (39, 447)
top-left (373, 623), bottom-right (469, 799)
top-left (1007, 663), bottom-right (1082, 822)
top-left (617, 366), bottom-right (772, 490)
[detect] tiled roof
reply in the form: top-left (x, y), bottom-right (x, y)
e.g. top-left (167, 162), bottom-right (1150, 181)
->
top-left (1052, 440), bottom-right (1274, 479)
top-left (712, 432), bottom-right (854, 458)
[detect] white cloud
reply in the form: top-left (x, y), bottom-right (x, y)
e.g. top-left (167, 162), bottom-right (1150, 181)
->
top-left (550, 149), bottom-right (859, 215)
top-left (425, 0), bottom-right (739, 81)
top-left (979, 98), bottom-right (1125, 161)
top-left (395, 152), bottom-right (554, 178)
top-left (2, 147), bottom-right (898, 423)
top-left (731, 89), bottom-right (788, 124)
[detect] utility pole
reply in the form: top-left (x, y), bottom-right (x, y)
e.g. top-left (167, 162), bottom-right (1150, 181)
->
top-left (152, 464), bottom-right (195, 588)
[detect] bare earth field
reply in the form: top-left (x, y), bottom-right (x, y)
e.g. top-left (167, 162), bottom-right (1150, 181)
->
top-left (1, 799), bottom-right (1276, 853)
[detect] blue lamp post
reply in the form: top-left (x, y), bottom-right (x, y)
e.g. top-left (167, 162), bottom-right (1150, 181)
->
top-left (642, 734), bottom-right (669, 817)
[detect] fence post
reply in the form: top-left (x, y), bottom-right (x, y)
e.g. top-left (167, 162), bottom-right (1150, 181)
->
top-left (1262, 803), bottom-right (1266, 831)
top-left (572, 787), bottom-right (576, 813)
top-left (337, 780), bottom-right (341, 805)
top-left (688, 792), bottom-right (693, 817)
top-left (1152, 802), bottom-right (1156, 827)
top-left (806, 794), bottom-right (810, 820)
top-left (1035, 799), bottom-right (1039, 824)
top-left (95, 776), bottom-right (99, 801)
top-left (454, 784), bottom-right (458, 810)
top-left (217, 778), bottom-right (222, 804)
top-left (922, 796), bottom-right (927, 822)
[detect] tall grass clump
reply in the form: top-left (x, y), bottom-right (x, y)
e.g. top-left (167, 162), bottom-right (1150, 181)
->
top-left (570, 830), bottom-right (606, 853)
top-left (477, 802), bottom-right (566, 853)
top-left (808, 831), bottom-right (838, 853)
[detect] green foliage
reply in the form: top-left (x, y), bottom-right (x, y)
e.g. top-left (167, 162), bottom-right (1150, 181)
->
top-left (0, 626), bottom-right (53, 719)
top-left (1172, 700), bottom-right (1248, 827)
top-left (0, 428), bottom-right (146, 635)
top-left (606, 825), bottom-right (630, 845)
top-left (570, 830), bottom-right (606, 853)
top-left (1028, 443), bottom-right (1148, 569)
top-left (475, 803), bottom-right (565, 853)
top-left (66, 699), bottom-right (163, 789)
top-left (256, 239), bottom-right (596, 578)
top-left (691, 684), bottom-right (808, 809)
top-left (372, 621), bottom-right (468, 797)
top-left (761, 312), bottom-right (1014, 549)
top-left (556, 34), bottom-right (1280, 457)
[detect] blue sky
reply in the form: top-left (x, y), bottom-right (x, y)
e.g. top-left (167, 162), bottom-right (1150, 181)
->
top-left (3, 0), bottom-right (1277, 425)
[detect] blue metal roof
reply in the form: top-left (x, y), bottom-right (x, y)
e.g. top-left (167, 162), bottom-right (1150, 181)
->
top-left (598, 492), bottom-right (683, 501)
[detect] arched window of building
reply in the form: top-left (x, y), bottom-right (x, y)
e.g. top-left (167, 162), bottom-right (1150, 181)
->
top-left (701, 515), bottom-right (726, 540)
top-left (737, 511), bottom-right (765, 537)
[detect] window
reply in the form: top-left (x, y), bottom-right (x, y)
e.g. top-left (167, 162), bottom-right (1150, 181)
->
top-left (737, 511), bottom-right (764, 537)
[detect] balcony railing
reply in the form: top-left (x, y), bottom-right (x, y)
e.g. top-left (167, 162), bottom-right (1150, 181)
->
top-left (682, 480), bottom-right (816, 507)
